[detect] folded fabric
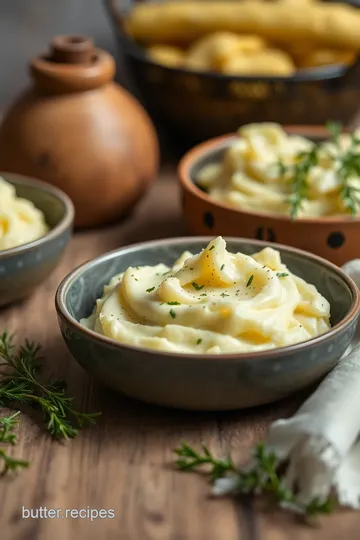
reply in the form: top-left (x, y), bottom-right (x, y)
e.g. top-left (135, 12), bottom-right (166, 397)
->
top-left (214, 259), bottom-right (360, 508)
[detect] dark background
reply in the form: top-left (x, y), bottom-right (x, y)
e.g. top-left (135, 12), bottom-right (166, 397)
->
top-left (0, 0), bottom-right (117, 108)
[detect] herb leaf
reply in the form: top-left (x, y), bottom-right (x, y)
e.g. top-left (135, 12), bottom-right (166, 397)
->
top-left (279, 146), bottom-right (319, 219)
top-left (167, 301), bottom-right (181, 305)
top-left (0, 331), bottom-right (100, 441)
top-left (246, 275), bottom-right (254, 288)
top-left (146, 287), bottom-right (155, 293)
top-left (192, 282), bottom-right (204, 291)
top-left (278, 124), bottom-right (360, 219)
top-left (326, 121), bottom-right (342, 143)
top-left (174, 441), bottom-right (335, 519)
top-left (175, 441), bottom-right (236, 482)
top-left (276, 272), bottom-right (289, 278)
top-left (331, 130), bottom-right (360, 216)
top-left (169, 309), bottom-right (176, 319)
top-left (0, 411), bottom-right (29, 475)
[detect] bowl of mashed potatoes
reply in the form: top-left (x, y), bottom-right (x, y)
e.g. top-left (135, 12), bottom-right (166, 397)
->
top-left (179, 123), bottom-right (360, 266)
top-left (56, 236), bottom-right (359, 410)
top-left (0, 173), bottom-right (74, 306)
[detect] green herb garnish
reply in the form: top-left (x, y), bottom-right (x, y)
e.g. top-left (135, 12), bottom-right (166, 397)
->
top-left (276, 272), bottom-right (289, 278)
top-left (175, 442), bottom-right (236, 482)
top-left (196, 339), bottom-right (202, 345)
top-left (146, 287), bottom-right (155, 293)
top-left (174, 442), bottom-right (335, 519)
top-left (220, 264), bottom-right (225, 271)
top-left (287, 146), bottom-right (319, 219)
top-left (0, 331), bottom-right (100, 441)
top-left (169, 310), bottom-right (176, 319)
top-left (167, 301), bottom-right (180, 305)
top-left (209, 245), bottom-right (215, 251)
top-left (220, 293), bottom-right (229, 298)
top-left (278, 122), bottom-right (360, 219)
top-left (327, 122), bottom-right (360, 216)
top-left (192, 282), bottom-right (204, 291)
top-left (276, 157), bottom-right (288, 177)
top-left (246, 275), bottom-right (254, 288)
top-left (326, 121), bottom-right (342, 143)
top-left (0, 411), bottom-right (28, 475)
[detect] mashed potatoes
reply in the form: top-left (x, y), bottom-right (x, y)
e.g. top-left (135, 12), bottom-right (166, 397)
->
top-left (81, 237), bottom-right (331, 354)
top-left (0, 177), bottom-right (49, 250)
top-left (197, 123), bottom-right (360, 218)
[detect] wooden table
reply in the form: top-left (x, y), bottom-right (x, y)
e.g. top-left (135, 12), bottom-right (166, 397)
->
top-left (1, 165), bottom-right (358, 540)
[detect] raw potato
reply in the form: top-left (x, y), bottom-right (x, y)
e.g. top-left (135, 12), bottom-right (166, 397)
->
top-left (147, 45), bottom-right (185, 67)
top-left (297, 49), bottom-right (356, 69)
top-left (126, 0), bottom-right (360, 50)
top-left (280, 41), bottom-right (316, 63)
top-left (221, 49), bottom-right (295, 76)
top-left (185, 32), bottom-right (266, 71)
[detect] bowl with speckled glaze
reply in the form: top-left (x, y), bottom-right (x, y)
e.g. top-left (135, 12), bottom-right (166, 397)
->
top-left (0, 172), bottom-right (74, 307)
top-left (56, 236), bottom-right (360, 410)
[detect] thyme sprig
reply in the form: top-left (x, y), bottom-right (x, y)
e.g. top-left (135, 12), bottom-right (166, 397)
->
top-left (0, 411), bottom-right (28, 475)
top-left (0, 331), bottom-right (100, 441)
top-left (174, 442), bottom-right (335, 519)
top-left (175, 442), bottom-right (236, 482)
top-left (326, 122), bottom-right (360, 216)
top-left (277, 122), bottom-right (360, 219)
top-left (278, 146), bottom-right (319, 219)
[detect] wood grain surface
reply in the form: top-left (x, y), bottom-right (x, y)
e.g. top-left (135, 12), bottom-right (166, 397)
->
top-left (0, 166), bottom-right (357, 540)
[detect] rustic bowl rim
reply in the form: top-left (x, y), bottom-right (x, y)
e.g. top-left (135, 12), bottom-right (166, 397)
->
top-left (0, 173), bottom-right (74, 259)
top-left (55, 235), bottom-right (360, 361)
top-left (178, 125), bottom-right (360, 225)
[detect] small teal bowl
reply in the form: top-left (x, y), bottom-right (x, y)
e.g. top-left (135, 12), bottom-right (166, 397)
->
top-left (0, 173), bottom-right (74, 307)
top-left (56, 237), bottom-right (360, 410)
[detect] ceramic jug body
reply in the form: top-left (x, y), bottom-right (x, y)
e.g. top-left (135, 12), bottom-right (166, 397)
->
top-left (0, 36), bottom-right (159, 228)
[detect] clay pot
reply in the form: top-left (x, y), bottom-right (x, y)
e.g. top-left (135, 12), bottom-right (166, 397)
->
top-left (178, 126), bottom-right (360, 266)
top-left (0, 35), bottom-right (159, 228)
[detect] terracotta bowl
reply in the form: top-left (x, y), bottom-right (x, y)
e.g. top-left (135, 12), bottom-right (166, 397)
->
top-left (178, 126), bottom-right (360, 266)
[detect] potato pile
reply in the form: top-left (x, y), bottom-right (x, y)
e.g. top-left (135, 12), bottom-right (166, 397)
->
top-left (125, 0), bottom-right (359, 76)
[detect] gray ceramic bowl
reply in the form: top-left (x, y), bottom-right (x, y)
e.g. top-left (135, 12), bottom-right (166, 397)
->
top-left (56, 237), bottom-right (360, 410)
top-left (0, 173), bottom-right (74, 307)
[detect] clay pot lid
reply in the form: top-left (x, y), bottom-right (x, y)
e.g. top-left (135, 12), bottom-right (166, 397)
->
top-left (30, 35), bottom-right (116, 94)
top-left (50, 35), bottom-right (95, 64)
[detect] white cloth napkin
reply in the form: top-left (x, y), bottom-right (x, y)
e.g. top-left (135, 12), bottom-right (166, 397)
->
top-left (214, 259), bottom-right (360, 508)
top-left (266, 259), bottom-right (360, 508)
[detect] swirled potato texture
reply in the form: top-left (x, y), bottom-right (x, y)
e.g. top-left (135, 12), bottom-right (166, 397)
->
top-left (0, 178), bottom-right (49, 251)
top-left (81, 237), bottom-right (330, 354)
top-left (197, 123), bottom-right (360, 218)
